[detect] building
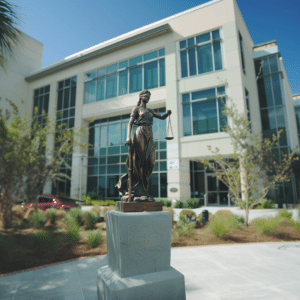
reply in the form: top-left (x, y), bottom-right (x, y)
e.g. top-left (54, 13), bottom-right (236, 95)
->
top-left (1, 0), bottom-right (299, 207)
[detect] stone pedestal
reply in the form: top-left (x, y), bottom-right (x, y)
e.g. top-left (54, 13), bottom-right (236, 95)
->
top-left (97, 211), bottom-right (186, 300)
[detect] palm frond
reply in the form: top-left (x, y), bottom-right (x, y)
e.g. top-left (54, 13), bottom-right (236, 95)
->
top-left (0, 0), bottom-right (20, 56)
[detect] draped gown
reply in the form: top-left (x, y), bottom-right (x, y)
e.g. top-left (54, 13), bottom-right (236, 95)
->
top-left (115, 106), bottom-right (156, 200)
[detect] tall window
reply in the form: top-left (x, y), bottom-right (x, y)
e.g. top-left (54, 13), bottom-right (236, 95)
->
top-left (87, 109), bottom-right (167, 199)
top-left (33, 85), bottom-right (50, 128)
top-left (255, 55), bottom-right (286, 146)
top-left (84, 48), bottom-right (165, 104)
top-left (179, 29), bottom-right (223, 78)
top-left (245, 88), bottom-right (251, 131)
top-left (255, 54), bottom-right (294, 206)
top-left (52, 77), bottom-right (77, 197)
top-left (295, 106), bottom-right (300, 144)
top-left (239, 32), bottom-right (246, 74)
top-left (182, 86), bottom-right (227, 136)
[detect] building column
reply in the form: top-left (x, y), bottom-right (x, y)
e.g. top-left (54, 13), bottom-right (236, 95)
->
top-left (43, 80), bottom-right (58, 195)
top-left (70, 73), bottom-right (89, 199)
top-left (165, 40), bottom-right (190, 202)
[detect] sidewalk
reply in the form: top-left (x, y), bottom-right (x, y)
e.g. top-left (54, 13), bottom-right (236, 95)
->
top-left (1, 241), bottom-right (300, 299)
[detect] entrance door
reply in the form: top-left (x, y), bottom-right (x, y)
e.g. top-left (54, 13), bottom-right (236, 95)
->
top-left (206, 174), bottom-right (229, 205)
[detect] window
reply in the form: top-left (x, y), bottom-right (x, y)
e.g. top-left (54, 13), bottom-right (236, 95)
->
top-left (33, 85), bottom-right (50, 128)
top-left (239, 32), bottom-right (246, 74)
top-left (245, 88), bottom-right (251, 131)
top-left (52, 77), bottom-right (77, 197)
top-left (84, 48), bottom-right (165, 104)
top-left (182, 86), bottom-right (227, 136)
top-left (87, 108), bottom-right (167, 199)
top-left (179, 29), bottom-right (223, 78)
top-left (56, 77), bottom-right (77, 130)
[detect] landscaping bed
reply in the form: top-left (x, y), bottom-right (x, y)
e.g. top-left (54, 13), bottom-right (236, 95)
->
top-left (0, 205), bottom-right (300, 276)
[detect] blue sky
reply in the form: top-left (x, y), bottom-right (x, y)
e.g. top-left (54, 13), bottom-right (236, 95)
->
top-left (12, 0), bottom-right (300, 94)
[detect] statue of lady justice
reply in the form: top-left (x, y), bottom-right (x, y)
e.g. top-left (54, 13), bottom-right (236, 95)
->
top-left (115, 90), bottom-right (172, 202)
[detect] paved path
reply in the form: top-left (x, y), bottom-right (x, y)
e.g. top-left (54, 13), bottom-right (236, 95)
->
top-left (1, 242), bottom-right (300, 300)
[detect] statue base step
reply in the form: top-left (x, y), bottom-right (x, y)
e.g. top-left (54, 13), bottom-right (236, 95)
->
top-left (116, 201), bottom-right (162, 212)
top-left (97, 262), bottom-right (186, 300)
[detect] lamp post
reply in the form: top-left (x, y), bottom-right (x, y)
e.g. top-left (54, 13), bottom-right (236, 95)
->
top-left (79, 154), bottom-right (85, 208)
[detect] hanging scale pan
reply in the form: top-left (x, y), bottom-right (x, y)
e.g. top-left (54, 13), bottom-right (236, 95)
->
top-left (165, 115), bottom-right (174, 140)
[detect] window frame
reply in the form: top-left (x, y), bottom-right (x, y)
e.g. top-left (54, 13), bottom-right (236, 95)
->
top-left (182, 86), bottom-right (227, 137)
top-left (178, 28), bottom-right (223, 80)
top-left (84, 48), bottom-right (165, 104)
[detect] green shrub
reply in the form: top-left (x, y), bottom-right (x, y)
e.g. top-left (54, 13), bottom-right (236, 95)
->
top-left (103, 200), bottom-right (116, 206)
top-left (12, 220), bottom-right (25, 230)
top-left (65, 219), bottom-right (81, 245)
top-left (82, 195), bottom-right (92, 205)
top-left (88, 229), bottom-right (104, 248)
top-left (155, 199), bottom-right (172, 207)
top-left (186, 198), bottom-right (201, 209)
top-left (173, 220), bottom-right (195, 238)
top-left (197, 213), bottom-right (202, 223)
top-left (84, 211), bottom-right (99, 230)
top-left (47, 208), bottom-right (57, 224)
top-left (66, 208), bottom-right (84, 227)
top-left (180, 209), bottom-right (196, 218)
top-left (30, 211), bottom-right (46, 229)
top-left (289, 219), bottom-right (300, 231)
top-left (232, 215), bottom-right (244, 225)
top-left (256, 199), bottom-right (276, 209)
top-left (174, 201), bottom-right (184, 208)
top-left (209, 214), bottom-right (239, 238)
top-left (253, 216), bottom-right (281, 235)
top-left (278, 209), bottom-right (292, 220)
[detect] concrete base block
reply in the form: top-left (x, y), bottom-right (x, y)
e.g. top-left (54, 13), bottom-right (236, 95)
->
top-left (97, 264), bottom-right (186, 300)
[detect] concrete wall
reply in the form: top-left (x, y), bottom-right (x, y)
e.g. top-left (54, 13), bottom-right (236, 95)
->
top-left (0, 32), bottom-right (43, 118)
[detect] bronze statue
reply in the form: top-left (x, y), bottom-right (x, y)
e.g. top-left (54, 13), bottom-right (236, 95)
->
top-left (115, 90), bottom-right (172, 202)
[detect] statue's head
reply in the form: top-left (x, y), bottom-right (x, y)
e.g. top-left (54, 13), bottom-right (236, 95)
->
top-left (139, 90), bottom-right (151, 98)
top-left (138, 90), bottom-right (151, 106)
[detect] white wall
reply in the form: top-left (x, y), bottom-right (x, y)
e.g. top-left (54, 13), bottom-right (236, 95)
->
top-left (0, 32), bottom-right (43, 118)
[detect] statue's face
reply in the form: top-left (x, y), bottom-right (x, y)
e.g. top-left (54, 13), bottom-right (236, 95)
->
top-left (141, 95), bottom-right (150, 103)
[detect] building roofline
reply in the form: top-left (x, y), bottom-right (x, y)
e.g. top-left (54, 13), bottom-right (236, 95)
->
top-left (253, 40), bottom-right (277, 49)
top-left (25, 0), bottom-right (222, 82)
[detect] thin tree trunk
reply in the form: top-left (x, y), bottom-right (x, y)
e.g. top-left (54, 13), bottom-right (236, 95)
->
top-left (1, 186), bottom-right (13, 229)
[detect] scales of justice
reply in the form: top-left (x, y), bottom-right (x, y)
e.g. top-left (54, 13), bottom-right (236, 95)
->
top-left (115, 90), bottom-right (173, 212)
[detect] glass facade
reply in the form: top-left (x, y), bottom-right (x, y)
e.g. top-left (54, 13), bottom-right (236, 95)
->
top-left (182, 86), bottom-right (227, 136)
top-left (255, 55), bottom-right (295, 206)
top-left (295, 106), bottom-right (300, 144)
top-left (84, 49), bottom-right (165, 104)
top-left (33, 85), bottom-right (50, 128)
top-left (87, 108), bottom-right (167, 199)
top-left (52, 77), bottom-right (77, 197)
top-left (179, 29), bottom-right (223, 78)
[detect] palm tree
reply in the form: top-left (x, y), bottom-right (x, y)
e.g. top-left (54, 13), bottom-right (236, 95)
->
top-left (0, 0), bottom-right (20, 68)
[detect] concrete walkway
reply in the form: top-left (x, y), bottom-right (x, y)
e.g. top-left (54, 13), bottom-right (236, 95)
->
top-left (1, 241), bottom-right (300, 299)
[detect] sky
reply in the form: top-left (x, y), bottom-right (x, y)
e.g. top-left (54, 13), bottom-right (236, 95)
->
top-left (10, 0), bottom-right (300, 95)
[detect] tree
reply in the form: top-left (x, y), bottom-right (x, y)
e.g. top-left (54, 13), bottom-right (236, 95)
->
top-left (198, 100), bottom-right (299, 226)
top-left (0, 0), bottom-right (21, 68)
top-left (0, 98), bottom-right (87, 229)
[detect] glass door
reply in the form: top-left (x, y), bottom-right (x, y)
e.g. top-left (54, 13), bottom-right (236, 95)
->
top-left (206, 174), bottom-right (229, 205)
top-left (206, 174), bottom-right (218, 205)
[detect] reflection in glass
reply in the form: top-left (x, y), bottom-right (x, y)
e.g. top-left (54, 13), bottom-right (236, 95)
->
top-left (192, 100), bottom-right (218, 134)
top-left (180, 50), bottom-right (188, 78)
top-left (197, 44), bottom-right (213, 74)
top-left (144, 61), bottom-right (158, 89)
